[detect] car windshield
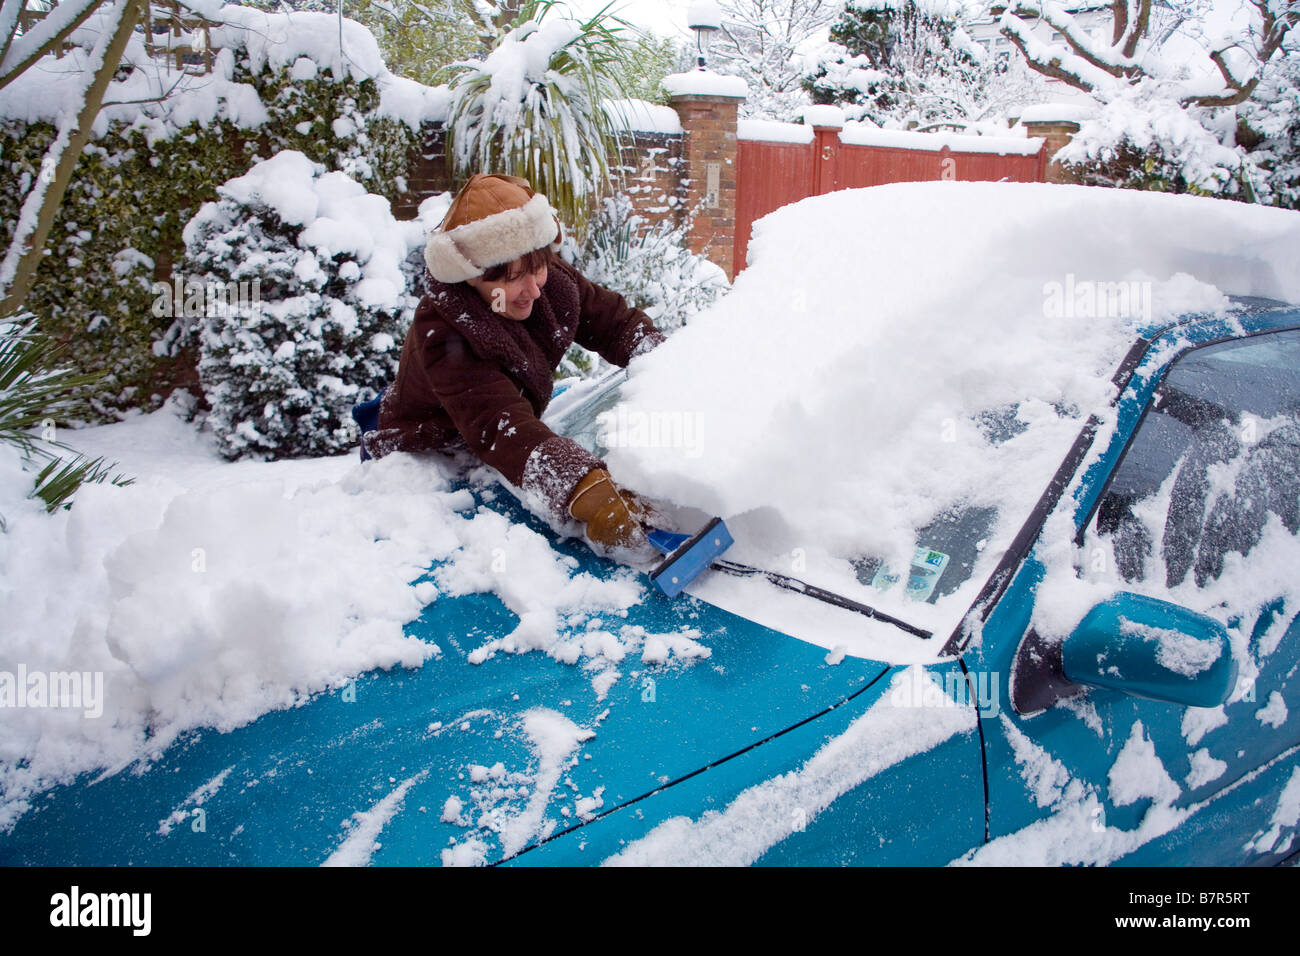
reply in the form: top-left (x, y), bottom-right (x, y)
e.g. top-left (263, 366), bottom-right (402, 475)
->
top-left (547, 370), bottom-right (1020, 660)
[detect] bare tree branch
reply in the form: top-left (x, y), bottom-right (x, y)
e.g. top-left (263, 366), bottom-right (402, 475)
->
top-left (1002, 21), bottom-right (1095, 94)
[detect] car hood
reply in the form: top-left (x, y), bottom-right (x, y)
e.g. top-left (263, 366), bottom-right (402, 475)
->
top-left (0, 485), bottom-right (895, 866)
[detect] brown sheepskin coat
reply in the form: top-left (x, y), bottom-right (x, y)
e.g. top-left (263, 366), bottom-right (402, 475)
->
top-left (365, 257), bottom-right (664, 518)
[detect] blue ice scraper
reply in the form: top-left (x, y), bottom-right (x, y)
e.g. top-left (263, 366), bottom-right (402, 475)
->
top-left (646, 518), bottom-right (734, 597)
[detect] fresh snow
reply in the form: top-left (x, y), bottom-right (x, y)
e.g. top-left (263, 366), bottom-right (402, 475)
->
top-left (737, 119), bottom-right (814, 144)
top-left (605, 99), bottom-right (682, 135)
top-left (610, 181), bottom-right (1300, 660)
top-left (0, 400), bottom-right (651, 831)
top-left (1019, 102), bottom-right (1096, 124)
top-left (839, 124), bottom-right (1043, 154)
top-left (3, 175), bottom-right (1299, 860)
top-left (661, 69), bottom-right (748, 99)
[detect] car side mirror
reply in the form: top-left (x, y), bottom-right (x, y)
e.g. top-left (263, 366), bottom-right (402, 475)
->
top-left (1062, 592), bottom-right (1237, 708)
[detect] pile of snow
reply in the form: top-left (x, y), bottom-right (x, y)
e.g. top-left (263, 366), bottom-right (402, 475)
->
top-left (610, 181), bottom-right (1300, 650)
top-left (661, 70), bottom-right (748, 99)
top-left (738, 119), bottom-right (814, 144)
top-left (1019, 102), bottom-right (1096, 124)
top-left (604, 99), bottom-right (682, 135)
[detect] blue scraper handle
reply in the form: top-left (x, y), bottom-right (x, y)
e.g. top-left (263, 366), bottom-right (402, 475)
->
top-left (647, 518), bottom-right (733, 597)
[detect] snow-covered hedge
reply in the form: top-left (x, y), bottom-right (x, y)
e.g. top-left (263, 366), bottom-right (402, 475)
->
top-left (0, 7), bottom-right (434, 417)
top-left (183, 151), bottom-right (440, 459)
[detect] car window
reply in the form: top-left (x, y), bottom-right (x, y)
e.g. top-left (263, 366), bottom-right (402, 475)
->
top-left (1095, 329), bottom-right (1300, 588)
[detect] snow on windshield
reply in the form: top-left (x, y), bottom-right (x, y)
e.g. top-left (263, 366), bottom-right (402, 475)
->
top-left (605, 181), bottom-right (1300, 661)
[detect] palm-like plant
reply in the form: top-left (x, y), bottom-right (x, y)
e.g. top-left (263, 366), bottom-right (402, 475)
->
top-left (0, 315), bottom-right (132, 528)
top-left (442, 0), bottom-right (633, 236)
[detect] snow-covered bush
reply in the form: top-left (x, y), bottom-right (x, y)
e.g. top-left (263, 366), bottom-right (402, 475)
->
top-left (559, 194), bottom-right (728, 377)
top-left (183, 152), bottom-right (430, 459)
top-left (1055, 88), bottom-right (1248, 199)
top-left (571, 195), bottom-right (728, 333)
top-left (443, 1), bottom-right (632, 234)
top-left (1240, 52), bottom-right (1300, 210)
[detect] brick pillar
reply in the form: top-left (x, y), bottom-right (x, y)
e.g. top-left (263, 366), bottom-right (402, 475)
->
top-left (1022, 118), bottom-right (1083, 184)
top-left (669, 90), bottom-right (745, 280)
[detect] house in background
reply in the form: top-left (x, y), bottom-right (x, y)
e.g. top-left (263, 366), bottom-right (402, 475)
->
top-left (967, 2), bottom-right (1116, 62)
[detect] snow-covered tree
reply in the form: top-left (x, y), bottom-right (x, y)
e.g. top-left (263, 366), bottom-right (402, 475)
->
top-left (183, 151), bottom-right (425, 459)
top-left (707, 0), bottom-right (840, 119)
top-left (996, 0), bottom-right (1299, 202)
top-left (803, 0), bottom-right (1004, 126)
top-left (1239, 46), bottom-right (1300, 205)
top-left (443, 0), bottom-right (635, 234)
top-left (996, 0), bottom-right (1298, 107)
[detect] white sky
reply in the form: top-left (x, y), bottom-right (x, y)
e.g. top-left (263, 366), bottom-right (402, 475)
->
top-left (566, 0), bottom-right (698, 40)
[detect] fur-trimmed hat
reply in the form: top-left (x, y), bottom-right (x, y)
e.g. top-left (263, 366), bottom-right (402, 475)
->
top-left (424, 174), bottom-right (562, 283)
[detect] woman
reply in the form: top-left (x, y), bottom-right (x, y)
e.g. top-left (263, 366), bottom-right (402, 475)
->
top-left (364, 173), bottom-right (664, 553)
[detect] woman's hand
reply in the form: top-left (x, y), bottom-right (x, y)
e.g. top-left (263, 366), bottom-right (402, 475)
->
top-left (568, 468), bottom-right (650, 550)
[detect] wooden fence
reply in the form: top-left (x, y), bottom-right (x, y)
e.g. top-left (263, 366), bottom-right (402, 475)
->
top-left (735, 121), bottom-right (1047, 268)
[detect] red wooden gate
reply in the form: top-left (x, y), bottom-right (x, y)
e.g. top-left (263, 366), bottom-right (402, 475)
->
top-left (735, 123), bottom-right (1047, 269)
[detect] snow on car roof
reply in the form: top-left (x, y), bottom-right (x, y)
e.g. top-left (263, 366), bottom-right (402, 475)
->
top-left (606, 181), bottom-right (1300, 662)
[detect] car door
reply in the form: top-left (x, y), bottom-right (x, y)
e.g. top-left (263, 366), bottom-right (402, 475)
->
top-left (959, 317), bottom-right (1300, 865)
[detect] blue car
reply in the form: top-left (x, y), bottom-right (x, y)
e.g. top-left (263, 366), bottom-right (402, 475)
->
top-left (2, 298), bottom-right (1297, 867)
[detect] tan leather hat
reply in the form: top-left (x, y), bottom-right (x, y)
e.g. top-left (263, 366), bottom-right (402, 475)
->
top-left (424, 174), bottom-right (562, 283)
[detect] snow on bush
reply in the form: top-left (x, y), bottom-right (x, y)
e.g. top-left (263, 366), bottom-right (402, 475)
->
top-left (182, 151), bottom-right (437, 459)
top-left (1055, 86), bottom-right (1248, 198)
top-left (1240, 52), bottom-right (1300, 210)
top-left (568, 194), bottom-right (728, 341)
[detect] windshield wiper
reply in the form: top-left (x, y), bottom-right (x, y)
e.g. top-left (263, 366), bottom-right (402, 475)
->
top-left (708, 559), bottom-right (932, 640)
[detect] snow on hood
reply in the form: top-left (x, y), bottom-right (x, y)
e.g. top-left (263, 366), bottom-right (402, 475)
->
top-left (608, 182), bottom-right (1300, 645)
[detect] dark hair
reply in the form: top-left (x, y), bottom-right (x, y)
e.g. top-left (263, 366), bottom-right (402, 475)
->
top-left (481, 247), bottom-right (552, 282)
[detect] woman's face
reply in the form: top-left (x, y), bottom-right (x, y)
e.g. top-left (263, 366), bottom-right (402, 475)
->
top-left (467, 257), bottom-right (548, 320)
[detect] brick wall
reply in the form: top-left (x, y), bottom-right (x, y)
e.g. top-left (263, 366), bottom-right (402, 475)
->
top-left (392, 126), bottom-right (688, 231)
top-left (611, 131), bottom-right (686, 230)
top-left (392, 98), bottom-right (742, 279)
top-left (1021, 119), bottom-right (1083, 184)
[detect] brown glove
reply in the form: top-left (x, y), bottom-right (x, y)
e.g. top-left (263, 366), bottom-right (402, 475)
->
top-left (568, 468), bottom-right (647, 550)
